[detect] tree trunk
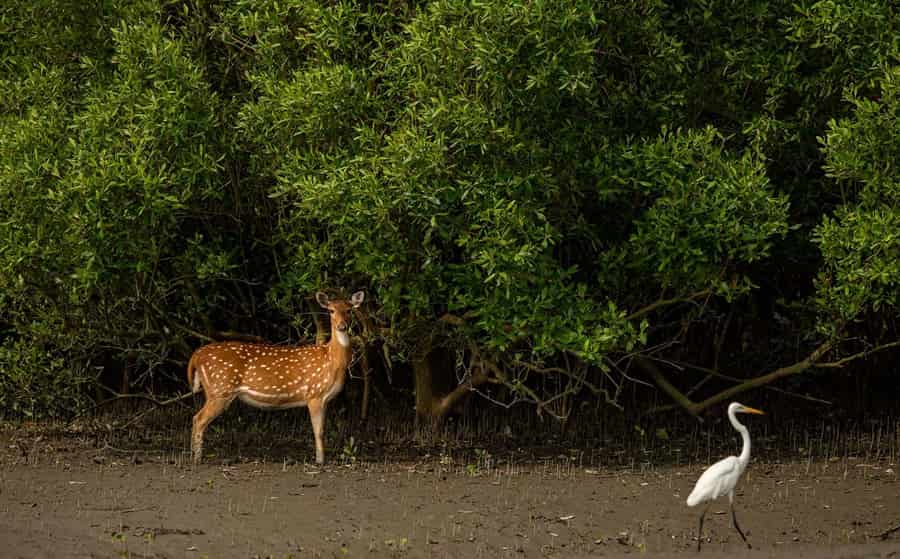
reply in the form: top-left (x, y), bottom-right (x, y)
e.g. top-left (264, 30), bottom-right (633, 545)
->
top-left (413, 339), bottom-right (437, 419)
top-left (413, 339), bottom-right (492, 422)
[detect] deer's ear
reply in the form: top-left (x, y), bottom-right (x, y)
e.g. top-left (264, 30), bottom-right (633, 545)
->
top-left (350, 291), bottom-right (365, 308)
top-left (315, 292), bottom-right (330, 309)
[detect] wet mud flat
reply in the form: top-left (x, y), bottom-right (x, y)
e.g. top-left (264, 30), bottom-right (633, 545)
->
top-left (0, 426), bottom-right (898, 558)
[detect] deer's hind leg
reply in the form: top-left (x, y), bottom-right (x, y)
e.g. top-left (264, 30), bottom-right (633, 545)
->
top-left (192, 397), bottom-right (233, 465)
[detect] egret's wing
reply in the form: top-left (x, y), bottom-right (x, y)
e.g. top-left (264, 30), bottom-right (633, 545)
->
top-left (686, 456), bottom-right (739, 506)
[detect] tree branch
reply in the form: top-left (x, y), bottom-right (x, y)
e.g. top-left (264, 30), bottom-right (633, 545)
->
top-left (813, 340), bottom-right (900, 369)
top-left (689, 340), bottom-right (836, 413)
top-left (465, 349), bottom-right (575, 420)
top-left (511, 359), bottom-right (622, 408)
top-left (626, 289), bottom-right (711, 322)
top-left (878, 522), bottom-right (900, 540)
top-left (70, 390), bottom-right (196, 431)
top-left (93, 391), bottom-right (194, 409)
top-left (115, 392), bottom-right (196, 430)
top-left (433, 365), bottom-right (495, 418)
top-left (143, 298), bottom-right (215, 343)
top-left (637, 341), bottom-right (836, 416)
top-left (648, 357), bottom-right (833, 406)
top-left (634, 356), bottom-right (702, 416)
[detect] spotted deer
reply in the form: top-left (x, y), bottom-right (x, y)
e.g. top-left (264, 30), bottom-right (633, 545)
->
top-left (186, 291), bottom-right (365, 465)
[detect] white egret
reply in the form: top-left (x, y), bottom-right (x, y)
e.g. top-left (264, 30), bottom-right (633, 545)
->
top-left (686, 401), bottom-right (765, 551)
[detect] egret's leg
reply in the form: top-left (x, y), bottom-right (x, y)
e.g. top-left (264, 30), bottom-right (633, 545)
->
top-left (696, 503), bottom-right (710, 552)
top-left (731, 503), bottom-right (751, 549)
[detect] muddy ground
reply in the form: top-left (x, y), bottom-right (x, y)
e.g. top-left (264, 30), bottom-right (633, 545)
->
top-left (0, 417), bottom-right (898, 559)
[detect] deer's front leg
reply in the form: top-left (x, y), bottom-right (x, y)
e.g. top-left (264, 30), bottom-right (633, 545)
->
top-left (308, 399), bottom-right (326, 465)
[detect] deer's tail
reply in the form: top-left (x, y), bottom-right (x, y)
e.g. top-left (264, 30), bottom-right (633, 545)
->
top-left (187, 352), bottom-right (202, 393)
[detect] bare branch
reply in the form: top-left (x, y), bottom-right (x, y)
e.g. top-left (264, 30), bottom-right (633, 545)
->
top-left (467, 350), bottom-right (576, 420)
top-left (646, 356), bottom-right (833, 406)
top-left (638, 340), bottom-right (836, 416)
top-left (634, 356), bottom-right (701, 416)
top-left (93, 391), bottom-right (194, 409)
top-left (115, 393), bottom-right (196, 430)
top-left (605, 355), bottom-right (654, 388)
top-left (70, 390), bottom-right (196, 432)
top-left (814, 340), bottom-right (900, 369)
top-left (143, 298), bottom-right (215, 343)
top-left (432, 372), bottom-right (492, 418)
top-left (878, 523), bottom-right (900, 540)
top-left (626, 289), bottom-right (712, 322)
top-left (511, 358), bottom-right (623, 409)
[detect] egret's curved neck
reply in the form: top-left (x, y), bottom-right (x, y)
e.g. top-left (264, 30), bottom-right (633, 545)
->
top-left (729, 407), bottom-right (752, 464)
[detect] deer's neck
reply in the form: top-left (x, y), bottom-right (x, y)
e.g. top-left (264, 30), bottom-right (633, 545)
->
top-left (326, 329), bottom-right (352, 371)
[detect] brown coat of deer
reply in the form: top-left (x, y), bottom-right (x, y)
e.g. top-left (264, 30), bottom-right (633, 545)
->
top-left (187, 291), bottom-right (365, 465)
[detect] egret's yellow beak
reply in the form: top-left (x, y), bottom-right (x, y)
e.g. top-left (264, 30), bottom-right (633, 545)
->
top-left (742, 406), bottom-right (765, 415)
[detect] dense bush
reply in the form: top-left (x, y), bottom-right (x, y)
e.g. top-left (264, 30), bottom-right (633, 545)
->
top-left (1, 0), bottom-right (898, 420)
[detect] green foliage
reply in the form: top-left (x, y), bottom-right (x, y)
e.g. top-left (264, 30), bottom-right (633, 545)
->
top-left (61, 22), bottom-right (223, 295)
top-left (822, 65), bottom-right (900, 206)
top-left (0, 5), bottom-right (235, 417)
top-left (0, 66), bottom-right (74, 349)
top-left (601, 127), bottom-right (790, 297)
top-left (239, 64), bottom-right (370, 174)
top-left (217, 0), bottom-right (393, 75)
top-left (1, 0), bottom-right (899, 418)
top-left (815, 64), bottom-right (900, 329)
top-left (598, 0), bottom-right (689, 135)
top-left (258, 0), bottom-right (658, 367)
top-left (814, 207), bottom-right (900, 329)
top-left (394, 0), bottom-right (598, 111)
top-left (0, 340), bottom-right (91, 419)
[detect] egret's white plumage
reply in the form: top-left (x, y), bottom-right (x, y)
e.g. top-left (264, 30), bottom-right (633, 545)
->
top-left (686, 455), bottom-right (742, 506)
top-left (687, 401), bottom-right (764, 551)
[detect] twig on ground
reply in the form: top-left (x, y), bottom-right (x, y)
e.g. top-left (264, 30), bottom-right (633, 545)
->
top-left (877, 523), bottom-right (900, 540)
top-left (115, 392), bottom-right (195, 430)
top-left (69, 390), bottom-right (196, 432)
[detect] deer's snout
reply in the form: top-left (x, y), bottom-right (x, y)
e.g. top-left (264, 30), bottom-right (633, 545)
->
top-left (336, 322), bottom-right (349, 332)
